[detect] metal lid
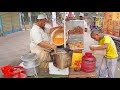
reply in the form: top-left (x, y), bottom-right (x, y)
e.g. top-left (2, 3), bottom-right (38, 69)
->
top-left (21, 53), bottom-right (38, 62)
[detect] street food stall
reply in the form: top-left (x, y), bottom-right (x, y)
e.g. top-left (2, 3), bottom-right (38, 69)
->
top-left (0, 12), bottom-right (97, 78)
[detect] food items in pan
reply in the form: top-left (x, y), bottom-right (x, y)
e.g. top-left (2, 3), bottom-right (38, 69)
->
top-left (68, 26), bottom-right (83, 35)
top-left (68, 41), bottom-right (83, 50)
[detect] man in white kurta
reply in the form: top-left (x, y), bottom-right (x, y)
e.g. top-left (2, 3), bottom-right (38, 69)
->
top-left (30, 14), bottom-right (56, 68)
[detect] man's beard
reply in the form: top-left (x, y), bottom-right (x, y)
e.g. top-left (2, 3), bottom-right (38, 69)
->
top-left (41, 26), bottom-right (45, 30)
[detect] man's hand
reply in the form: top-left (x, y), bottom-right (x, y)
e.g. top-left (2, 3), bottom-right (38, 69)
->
top-left (50, 44), bottom-right (57, 50)
top-left (38, 41), bottom-right (57, 50)
top-left (49, 28), bottom-right (55, 34)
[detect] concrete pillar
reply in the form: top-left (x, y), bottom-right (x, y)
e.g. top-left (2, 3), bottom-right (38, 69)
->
top-left (64, 12), bottom-right (66, 48)
top-left (28, 12), bottom-right (32, 25)
top-left (19, 12), bottom-right (23, 30)
top-left (52, 12), bottom-right (57, 27)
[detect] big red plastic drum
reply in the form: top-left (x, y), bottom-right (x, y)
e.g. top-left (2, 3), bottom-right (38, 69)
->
top-left (81, 52), bottom-right (96, 72)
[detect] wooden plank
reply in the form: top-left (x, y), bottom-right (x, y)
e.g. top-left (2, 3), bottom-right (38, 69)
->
top-left (49, 75), bottom-right (68, 78)
top-left (29, 69), bottom-right (97, 78)
top-left (69, 69), bottom-right (97, 78)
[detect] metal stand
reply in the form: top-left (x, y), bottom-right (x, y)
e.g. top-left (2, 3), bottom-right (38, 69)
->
top-left (33, 66), bottom-right (38, 78)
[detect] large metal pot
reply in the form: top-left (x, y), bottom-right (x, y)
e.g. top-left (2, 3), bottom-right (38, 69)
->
top-left (53, 49), bottom-right (72, 69)
top-left (21, 53), bottom-right (40, 76)
top-left (23, 65), bottom-right (39, 76)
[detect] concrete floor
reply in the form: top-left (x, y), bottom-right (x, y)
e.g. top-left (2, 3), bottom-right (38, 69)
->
top-left (0, 30), bottom-right (30, 78)
top-left (0, 28), bottom-right (120, 78)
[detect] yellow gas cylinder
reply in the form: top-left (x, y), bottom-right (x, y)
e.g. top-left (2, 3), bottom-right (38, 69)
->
top-left (70, 51), bottom-right (82, 70)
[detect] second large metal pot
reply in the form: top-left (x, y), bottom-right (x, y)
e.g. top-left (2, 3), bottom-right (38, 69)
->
top-left (21, 53), bottom-right (39, 67)
top-left (20, 53), bottom-right (40, 76)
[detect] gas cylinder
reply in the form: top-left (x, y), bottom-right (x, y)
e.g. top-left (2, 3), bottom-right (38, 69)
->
top-left (81, 52), bottom-right (96, 72)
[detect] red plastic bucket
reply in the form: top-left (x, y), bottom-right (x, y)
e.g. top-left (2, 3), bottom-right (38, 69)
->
top-left (1, 65), bottom-right (13, 78)
top-left (1, 65), bottom-right (27, 78)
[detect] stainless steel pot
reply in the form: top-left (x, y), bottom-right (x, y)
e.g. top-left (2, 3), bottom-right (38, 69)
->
top-left (21, 53), bottom-right (40, 76)
top-left (23, 60), bottom-right (39, 67)
top-left (24, 65), bottom-right (39, 76)
top-left (53, 49), bottom-right (72, 69)
top-left (21, 53), bottom-right (39, 66)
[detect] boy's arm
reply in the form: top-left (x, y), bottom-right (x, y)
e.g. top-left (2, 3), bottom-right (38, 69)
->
top-left (90, 36), bottom-right (110, 50)
top-left (90, 43), bottom-right (108, 50)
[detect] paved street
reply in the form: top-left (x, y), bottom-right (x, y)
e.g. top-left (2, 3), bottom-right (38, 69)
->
top-left (0, 30), bottom-right (30, 77)
top-left (0, 28), bottom-right (120, 78)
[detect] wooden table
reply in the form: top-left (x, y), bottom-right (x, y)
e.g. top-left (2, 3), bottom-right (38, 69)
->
top-left (68, 69), bottom-right (97, 78)
top-left (29, 68), bottom-right (97, 78)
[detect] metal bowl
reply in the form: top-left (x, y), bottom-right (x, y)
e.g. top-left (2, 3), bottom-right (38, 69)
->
top-left (51, 29), bottom-right (64, 46)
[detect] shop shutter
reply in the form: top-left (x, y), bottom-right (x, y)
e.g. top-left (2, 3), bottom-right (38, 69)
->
top-left (1, 12), bottom-right (13, 35)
